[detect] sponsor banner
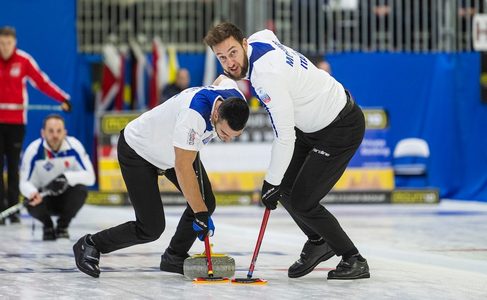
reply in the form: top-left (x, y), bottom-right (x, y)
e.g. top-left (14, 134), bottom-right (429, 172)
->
top-left (363, 109), bottom-right (389, 129)
top-left (333, 168), bottom-right (394, 191)
top-left (321, 189), bottom-right (439, 204)
top-left (87, 188), bottom-right (439, 206)
top-left (349, 130), bottom-right (392, 168)
top-left (97, 109), bottom-right (393, 194)
top-left (101, 113), bottom-right (140, 135)
top-left (391, 189), bottom-right (440, 204)
top-left (322, 191), bottom-right (391, 204)
top-left (99, 163), bottom-right (393, 193)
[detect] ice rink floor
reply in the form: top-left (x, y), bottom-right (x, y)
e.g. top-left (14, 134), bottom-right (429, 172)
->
top-left (1, 200), bottom-right (487, 299)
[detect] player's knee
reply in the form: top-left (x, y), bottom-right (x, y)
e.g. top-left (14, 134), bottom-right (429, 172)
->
top-left (290, 193), bottom-right (316, 215)
top-left (137, 220), bottom-right (165, 241)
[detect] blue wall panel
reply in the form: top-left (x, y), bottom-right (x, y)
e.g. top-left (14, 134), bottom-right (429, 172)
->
top-left (328, 53), bottom-right (487, 201)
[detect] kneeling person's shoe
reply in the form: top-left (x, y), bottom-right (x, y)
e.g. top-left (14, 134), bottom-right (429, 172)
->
top-left (160, 247), bottom-right (189, 275)
top-left (73, 234), bottom-right (100, 278)
top-left (43, 227), bottom-right (57, 241)
top-left (327, 254), bottom-right (370, 280)
top-left (9, 214), bottom-right (21, 224)
top-left (288, 239), bottom-right (335, 278)
top-left (56, 227), bottom-right (70, 239)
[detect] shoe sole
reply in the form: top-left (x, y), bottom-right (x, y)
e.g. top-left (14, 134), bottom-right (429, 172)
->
top-left (327, 272), bottom-right (371, 280)
top-left (73, 243), bottom-right (100, 278)
top-left (288, 251), bottom-right (335, 278)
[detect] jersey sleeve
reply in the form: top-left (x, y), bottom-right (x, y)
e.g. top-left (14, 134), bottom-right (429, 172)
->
top-left (24, 53), bottom-right (70, 102)
top-left (19, 140), bottom-right (42, 198)
top-left (173, 109), bottom-right (207, 152)
top-left (254, 72), bottom-right (296, 186)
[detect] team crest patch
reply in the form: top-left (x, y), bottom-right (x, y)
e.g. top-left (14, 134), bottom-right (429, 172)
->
top-left (187, 129), bottom-right (197, 145)
top-left (10, 64), bottom-right (21, 77)
top-left (43, 161), bottom-right (54, 171)
top-left (256, 87), bottom-right (271, 104)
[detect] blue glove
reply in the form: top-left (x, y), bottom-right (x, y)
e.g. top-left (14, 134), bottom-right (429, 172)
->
top-left (192, 211), bottom-right (215, 241)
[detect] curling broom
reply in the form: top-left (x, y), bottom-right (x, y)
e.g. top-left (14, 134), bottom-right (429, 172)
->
top-left (231, 208), bottom-right (271, 285)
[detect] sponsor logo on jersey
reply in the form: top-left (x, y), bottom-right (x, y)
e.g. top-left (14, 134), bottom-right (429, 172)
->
top-left (256, 87), bottom-right (271, 104)
top-left (10, 64), bottom-right (21, 77)
top-left (312, 148), bottom-right (330, 157)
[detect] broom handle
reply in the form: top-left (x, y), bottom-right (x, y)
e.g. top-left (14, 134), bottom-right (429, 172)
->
top-left (247, 208), bottom-right (271, 279)
top-left (204, 235), bottom-right (214, 277)
top-left (0, 191), bottom-right (50, 221)
top-left (198, 153), bottom-right (215, 277)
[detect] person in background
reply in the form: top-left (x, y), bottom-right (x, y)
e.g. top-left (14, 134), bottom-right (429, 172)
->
top-left (19, 114), bottom-right (94, 240)
top-left (313, 56), bottom-right (332, 75)
top-left (160, 68), bottom-right (191, 104)
top-left (0, 26), bottom-right (72, 225)
top-left (204, 22), bottom-right (369, 280)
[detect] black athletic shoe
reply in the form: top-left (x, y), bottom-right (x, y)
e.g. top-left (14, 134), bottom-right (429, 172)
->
top-left (56, 227), bottom-right (70, 239)
top-left (327, 255), bottom-right (370, 280)
top-left (43, 227), bottom-right (57, 241)
top-left (160, 247), bottom-right (189, 275)
top-left (9, 214), bottom-right (20, 224)
top-left (73, 234), bottom-right (101, 278)
top-left (288, 240), bottom-right (335, 278)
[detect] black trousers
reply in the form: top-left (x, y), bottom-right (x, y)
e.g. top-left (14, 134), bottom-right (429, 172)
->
top-left (91, 131), bottom-right (215, 254)
top-left (26, 184), bottom-right (87, 228)
top-left (0, 124), bottom-right (25, 212)
top-left (279, 97), bottom-right (365, 256)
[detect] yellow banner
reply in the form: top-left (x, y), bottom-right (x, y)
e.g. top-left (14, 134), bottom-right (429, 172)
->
top-left (99, 159), bottom-right (393, 192)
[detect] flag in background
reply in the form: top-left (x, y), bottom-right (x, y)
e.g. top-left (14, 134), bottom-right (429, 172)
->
top-left (97, 44), bottom-right (123, 114)
top-left (167, 46), bottom-right (179, 84)
top-left (149, 36), bottom-right (168, 108)
top-left (129, 39), bottom-right (149, 110)
top-left (203, 46), bottom-right (217, 86)
top-left (114, 47), bottom-right (127, 111)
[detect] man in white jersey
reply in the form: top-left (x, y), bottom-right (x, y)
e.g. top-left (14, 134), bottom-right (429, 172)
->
top-left (19, 114), bottom-right (95, 240)
top-left (73, 76), bottom-right (249, 278)
top-left (204, 23), bottom-right (369, 280)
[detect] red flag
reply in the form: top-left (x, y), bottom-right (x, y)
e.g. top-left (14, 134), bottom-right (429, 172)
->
top-left (114, 50), bottom-right (126, 111)
top-left (97, 44), bottom-right (122, 113)
top-left (149, 37), bottom-right (168, 109)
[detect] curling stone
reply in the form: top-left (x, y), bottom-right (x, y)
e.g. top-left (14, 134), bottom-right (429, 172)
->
top-left (183, 247), bottom-right (235, 280)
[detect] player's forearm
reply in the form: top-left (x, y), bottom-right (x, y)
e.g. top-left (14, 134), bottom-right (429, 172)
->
top-left (174, 160), bottom-right (207, 213)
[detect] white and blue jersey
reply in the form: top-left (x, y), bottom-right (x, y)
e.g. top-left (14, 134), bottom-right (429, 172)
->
top-left (123, 78), bottom-right (244, 171)
top-left (245, 30), bottom-right (348, 185)
top-left (19, 136), bottom-right (96, 198)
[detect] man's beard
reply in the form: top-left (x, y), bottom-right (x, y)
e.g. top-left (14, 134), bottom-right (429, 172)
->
top-left (224, 55), bottom-right (249, 80)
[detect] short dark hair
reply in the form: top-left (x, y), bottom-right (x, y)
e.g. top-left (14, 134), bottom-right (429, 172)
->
top-left (218, 97), bottom-right (249, 131)
top-left (43, 114), bottom-right (65, 129)
top-left (0, 26), bottom-right (16, 38)
top-left (204, 22), bottom-right (244, 48)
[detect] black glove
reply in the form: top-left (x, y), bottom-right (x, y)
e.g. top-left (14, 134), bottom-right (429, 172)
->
top-left (61, 99), bottom-right (72, 112)
top-left (192, 211), bottom-right (215, 241)
top-left (261, 180), bottom-right (281, 210)
top-left (43, 174), bottom-right (69, 196)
